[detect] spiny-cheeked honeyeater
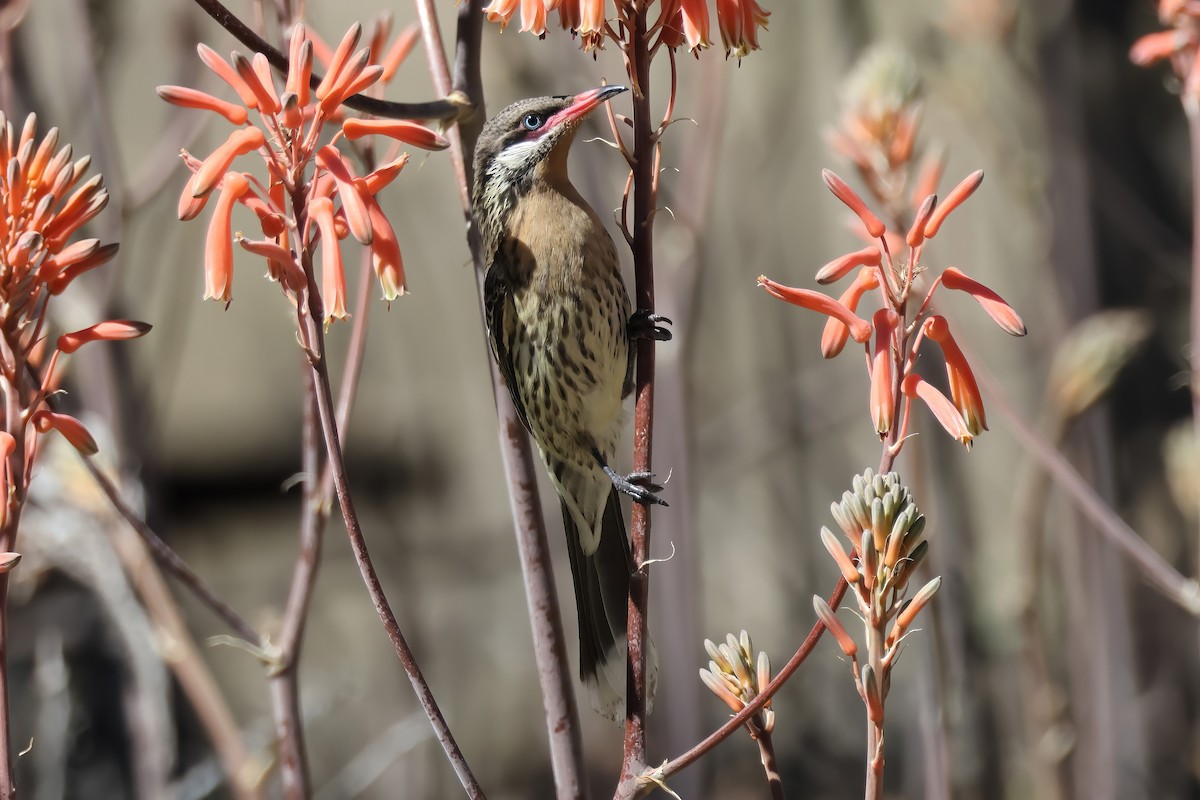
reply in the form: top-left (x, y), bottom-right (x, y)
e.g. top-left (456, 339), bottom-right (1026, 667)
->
top-left (471, 86), bottom-right (668, 719)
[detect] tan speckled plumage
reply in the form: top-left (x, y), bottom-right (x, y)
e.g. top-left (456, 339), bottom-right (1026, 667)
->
top-left (472, 89), bottom-right (656, 719)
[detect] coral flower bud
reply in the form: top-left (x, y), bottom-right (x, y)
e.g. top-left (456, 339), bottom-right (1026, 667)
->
top-left (358, 188), bottom-right (407, 301)
top-left (341, 118), bottom-right (450, 150)
top-left (813, 596), bottom-right (858, 659)
top-left (820, 526), bottom-right (861, 585)
top-left (315, 23), bottom-right (364, 102)
top-left (337, 64), bottom-right (386, 104)
top-left (815, 246), bottom-right (881, 285)
top-left (939, 266), bottom-right (1026, 336)
top-left (156, 85), bottom-right (249, 125)
top-left (316, 146), bottom-right (373, 245)
top-left (33, 410), bottom-right (99, 455)
top-left (287, 28), bottom-right (314, 106)
top-left (822, 168), bottom-right (886, 238)
top-left (906, 194), bottom-right (937, 248)
top-left (204, 172), bottom-right (249, 304)
top-left (362, 154), bottom-right (411, 195)
top-left (757, 275), bottom-right (873, 343)
top-left (699, 668), bottom-right (745, 713)
top-left (196, 43), bottom-right (259, 108)
top-left (923, 170), bottom-right (983, 239)
top-left (678, 0), bottom-right (712, 52)
top-left (230, 52), bottom-right (280, 115)
top-left (902, 374), bottom-right (973, 448)
top-left (57, 320), bottom-right (152, 354)
top-left (891, 576), bottom-right (942, 636)
top-left (819, 267), bottom-right (880, 358)
top-left (48, 242), bottom-right (119, 295)
top-left (191, 127), bottom-right (265, 198)
top-left (309, 197), bottom-right (350, 321)
top-left (923, 315), bottom-right (987, 435)
top-left (870, 308), bottom-right (899, 436)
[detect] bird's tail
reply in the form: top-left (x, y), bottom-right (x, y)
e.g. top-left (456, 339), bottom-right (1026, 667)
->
top-left (562, 487), bottom-right (657, 721)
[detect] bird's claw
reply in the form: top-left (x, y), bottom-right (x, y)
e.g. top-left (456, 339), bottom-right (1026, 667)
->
top-left (605, 466), bottom-right (668, 507)
top-left (629, 310), bottom-right (673, 342)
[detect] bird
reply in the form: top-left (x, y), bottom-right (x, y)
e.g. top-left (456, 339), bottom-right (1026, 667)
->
top-left (471, 86), bottom-right (669, 719)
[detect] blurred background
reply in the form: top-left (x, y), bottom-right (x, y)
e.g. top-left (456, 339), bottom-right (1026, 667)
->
top-left (3, 0), bottom-right (1198, 797)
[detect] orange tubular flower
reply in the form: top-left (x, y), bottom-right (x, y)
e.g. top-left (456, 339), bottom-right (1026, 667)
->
top-left (939, 266), bottom-right (1026, 336)
top-left (678, 0), bottom-right (712, 52)
top-left (816, 245), bottom-right (882, 285)
top-left (341, 119), bottom-right (449, 150)
top-left (822, 169), bottom-right (886, 238)
top-left (203, 173), bottom-right (249, 305)
top-left (166, 24), bottom-right (435, 320)
top-left (923, 316), bottom-right (987, 436)
top-left (821, 268), bottom-right (879, 359)
top-left (359, 189), bottom-right (407, 302)
top-left (757, 275), bottom-right (873, 343)
top-left (316, 146), bottom-right (373, 245)
top-left (922, 170), bottom-right (983, 239)
top-left (32, 410), bottom-right (99, 455)
top-left (870, 309), bottom-right (899, 436)
top-left (58, 321), bottom-right (152, 354)
top-left (155, 86), bottom-right (248, 125)
top-left (902, 374), bottom-right (973, 448)
top-left (716, 0), bottom-right (770, 58)
top-left (309, 197), bottom-right (350, 321)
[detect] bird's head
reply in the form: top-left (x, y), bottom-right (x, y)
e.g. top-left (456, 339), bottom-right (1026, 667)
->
top-left (471, 85), bottom-right (627, 241)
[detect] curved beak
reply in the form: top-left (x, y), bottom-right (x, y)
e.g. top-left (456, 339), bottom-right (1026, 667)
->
top-left (546, 85), bottom-right (628, 130)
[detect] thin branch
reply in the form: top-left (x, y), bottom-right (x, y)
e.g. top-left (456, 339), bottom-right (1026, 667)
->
top-left (620, 576), bottom-right (851, 798)
top-left (189, 0), bottom-right (470, 120)
top-left (619, 6), bottom-right (659, 787)
top-left (972, 354), bottom-right (1200, 615)
top-left (107, 512), bottom-right (261, 800)
top-left (80, 455), bottom-right (264, 645)
top-left (269, 383), bottom-right (322, 800)
top-left (414, 1), bottom-right (587, 796)
top-left (293, 189), bottom-right (484, 797)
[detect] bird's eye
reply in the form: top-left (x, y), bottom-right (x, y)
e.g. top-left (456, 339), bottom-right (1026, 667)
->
top-left (521, 113), bottom-right (545, 131)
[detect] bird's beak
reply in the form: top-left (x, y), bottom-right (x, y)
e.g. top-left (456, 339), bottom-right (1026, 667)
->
top-left (545, 85), bottom-right (628, 131)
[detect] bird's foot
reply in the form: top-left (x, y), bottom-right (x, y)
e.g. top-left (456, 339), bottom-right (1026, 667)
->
top-left (604, 466), bottom-right (668, 507)
top-left (629, 310), bottom-right (673, 342)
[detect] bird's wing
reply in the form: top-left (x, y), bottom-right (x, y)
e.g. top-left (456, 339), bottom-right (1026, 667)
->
top-left (484, 263), bottom-right (533, 433)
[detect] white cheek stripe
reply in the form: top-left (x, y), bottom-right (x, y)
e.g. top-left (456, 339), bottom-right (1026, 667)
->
top-left (490, 139), bottom-right (541, 174)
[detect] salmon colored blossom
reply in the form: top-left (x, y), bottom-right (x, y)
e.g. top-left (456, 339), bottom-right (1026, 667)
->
top-left (715, 0), bottom-right (769, 58)
top-left (160, 23), bottom-right (437, 314)
top-left (482, 0), bottom-right (768, 58)
top-left (756, 275), bottom-right (873, 343)
top-left (870, 309), bottom-right (899, 436)
top-left (0, 113), bottom-right (143, 456)
top-left (32, 410), bottom-right (98, 456)
top-left (768, 161), bottom-right (1022, 452)
top-left (922, 315), bottom-right (987, 436)
top-left (821, 268), bottom-right (879, 359)
top-left (939, 267), bottom-right (1027, 336)
top-left (57, 321), bottom-right (153, 354)
top-left (902, 374), bottom-right (973, 448)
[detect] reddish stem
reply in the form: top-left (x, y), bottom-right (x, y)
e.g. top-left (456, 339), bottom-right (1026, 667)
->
top-left (619, 576), bottom-right (850, 798)
top-left (620, 4), bottom-right (658, 785)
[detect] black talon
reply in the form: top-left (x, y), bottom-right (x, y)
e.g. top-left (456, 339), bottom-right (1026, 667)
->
top-left (629, 309), bottom-right (673, 342)
top-left (603, 465), bottom-right (669, 507)
top-left (591, 447), bottom-right (668, 506)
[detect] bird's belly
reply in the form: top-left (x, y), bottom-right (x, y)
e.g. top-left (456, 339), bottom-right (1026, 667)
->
top-left (512, 283), bottom-right (628, 468)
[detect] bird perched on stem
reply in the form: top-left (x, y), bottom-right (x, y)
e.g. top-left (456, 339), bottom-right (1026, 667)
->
top-left (472, 86), bottom-right (668, 719)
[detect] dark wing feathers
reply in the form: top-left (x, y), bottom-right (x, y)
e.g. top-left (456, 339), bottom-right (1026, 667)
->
top-left (483, 263), bottom-right (533, 433)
